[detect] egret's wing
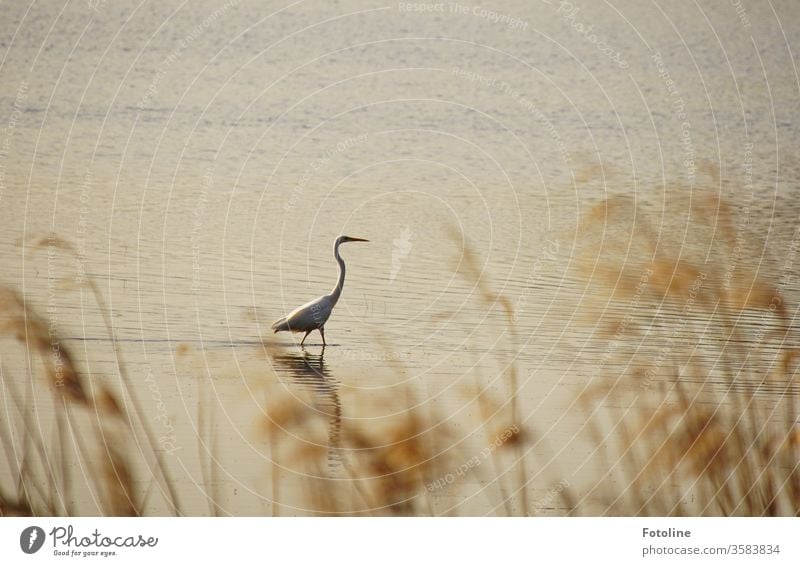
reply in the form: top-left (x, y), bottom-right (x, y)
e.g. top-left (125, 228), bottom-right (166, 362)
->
top-left (275, 296), bottom-right (334, 332)
top-left (271, 316), bottom-right (289, 332)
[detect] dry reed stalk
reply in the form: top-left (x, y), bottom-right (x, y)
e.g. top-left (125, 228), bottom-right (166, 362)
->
top-left (0, 235), bottom-right (184, 516)
top-left (100, 441), bottom-right (137, 516)
top-left (572, 192), bottom-right (799, 516)
top-left (31, 235), bottom-right (182, 515)
top-left (449, 228), bottom-right (532, 515)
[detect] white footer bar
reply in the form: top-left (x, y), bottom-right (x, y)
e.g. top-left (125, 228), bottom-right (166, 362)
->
top-left (2, 518), bottom-right (797, 565)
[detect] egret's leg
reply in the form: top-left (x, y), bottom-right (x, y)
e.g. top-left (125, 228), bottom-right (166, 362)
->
top-left (301, 331), bottom-right (311, 346)
top-left (319, 326), bottom-right (326, 346)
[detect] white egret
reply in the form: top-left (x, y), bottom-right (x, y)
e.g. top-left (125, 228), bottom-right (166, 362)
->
top-left (272, 235), bottom-right (369, 346)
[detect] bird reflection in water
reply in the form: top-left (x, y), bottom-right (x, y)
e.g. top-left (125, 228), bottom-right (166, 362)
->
top-left (268, 347), bottom-right (343, 468)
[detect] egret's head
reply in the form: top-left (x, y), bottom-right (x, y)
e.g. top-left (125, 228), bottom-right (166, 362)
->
top-left (337, 235), bottom-right (369, 245)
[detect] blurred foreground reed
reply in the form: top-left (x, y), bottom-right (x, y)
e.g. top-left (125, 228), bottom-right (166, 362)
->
top-left (573, 192), bottom-right (799, 515)
top-left (0, 237), bottom-right (179, 516)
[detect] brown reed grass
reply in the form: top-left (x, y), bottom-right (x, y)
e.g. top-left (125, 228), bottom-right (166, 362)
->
top-left (573, 191), bottom-right (799, 516)
top-left (0, 235), bottom-right (181, 516)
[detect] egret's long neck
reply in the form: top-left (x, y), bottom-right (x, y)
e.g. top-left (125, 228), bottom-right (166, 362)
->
top-left (329, 241), bottom-right (346, 304)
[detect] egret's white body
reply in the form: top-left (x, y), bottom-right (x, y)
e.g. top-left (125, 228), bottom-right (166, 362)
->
top-left (272, 235), bottom-right (368, 346)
